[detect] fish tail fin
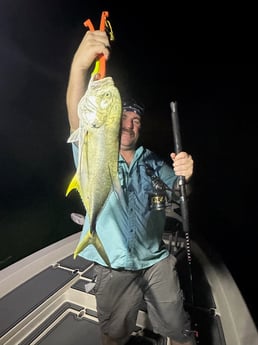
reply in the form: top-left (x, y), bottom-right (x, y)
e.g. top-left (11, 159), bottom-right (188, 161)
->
top-left (73, 230), bottom-right (111, 267)
top-left (66, 174), bottom-right (79, 197)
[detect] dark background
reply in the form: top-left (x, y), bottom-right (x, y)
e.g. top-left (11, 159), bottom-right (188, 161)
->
top-left (0, 0), bottom-right (257, 327)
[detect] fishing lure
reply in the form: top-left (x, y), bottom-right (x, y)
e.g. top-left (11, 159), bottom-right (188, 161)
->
top-left (84, 11), bottom-right (114, 79)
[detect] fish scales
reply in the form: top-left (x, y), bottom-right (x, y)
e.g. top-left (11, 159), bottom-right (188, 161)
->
top-left (66, 76), bottom-right (122, 266)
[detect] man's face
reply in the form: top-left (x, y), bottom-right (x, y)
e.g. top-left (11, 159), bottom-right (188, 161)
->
top-left (120, 111), bottom-right (141, 151)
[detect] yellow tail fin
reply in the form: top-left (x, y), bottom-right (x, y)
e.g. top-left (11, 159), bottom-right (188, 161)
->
top-left (73, 230), bottom-right (111, 267)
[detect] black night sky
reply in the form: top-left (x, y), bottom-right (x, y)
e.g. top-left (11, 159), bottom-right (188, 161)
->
top-left (0, 0), bottom-right (257, 327)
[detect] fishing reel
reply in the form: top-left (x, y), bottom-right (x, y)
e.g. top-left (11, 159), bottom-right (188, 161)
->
top-left (148, 191), bottom-right (167, 211)
top-left (145, 163), bottom-right (171, 211)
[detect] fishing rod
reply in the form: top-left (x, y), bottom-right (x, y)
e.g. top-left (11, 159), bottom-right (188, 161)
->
top-left (170, 101), bottom-right (194, 305)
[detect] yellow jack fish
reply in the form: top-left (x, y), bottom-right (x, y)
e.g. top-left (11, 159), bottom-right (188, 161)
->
top-left (66, 76), bottom-right (122, 266)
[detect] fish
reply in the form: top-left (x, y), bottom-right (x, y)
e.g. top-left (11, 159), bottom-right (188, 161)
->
top-left (66, 76), bottom-right (122, 266)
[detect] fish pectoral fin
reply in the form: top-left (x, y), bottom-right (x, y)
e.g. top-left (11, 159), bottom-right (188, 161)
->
top-left (66, 174), bottom-right (80, 196)
top-left (67, 128), bottom-right (80, 143)
top-left (112, 174), bottom-right (124, 200)
top-left (73, 230), bottom-right (111, 267)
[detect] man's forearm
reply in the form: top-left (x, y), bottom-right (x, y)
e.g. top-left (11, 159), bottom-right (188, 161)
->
top-left (66, 65), bottom-right (88, 132)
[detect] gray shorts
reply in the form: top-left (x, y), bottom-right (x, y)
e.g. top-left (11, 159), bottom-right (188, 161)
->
top-left (93, 255), bottom-right (194, 343)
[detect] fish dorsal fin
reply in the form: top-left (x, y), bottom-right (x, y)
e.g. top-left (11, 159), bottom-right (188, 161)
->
top-left (66, 174), bottom-right (79, 196)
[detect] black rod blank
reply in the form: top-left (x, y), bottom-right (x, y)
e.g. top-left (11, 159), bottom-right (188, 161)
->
top-left (170, 101), bottom-right (194, 305)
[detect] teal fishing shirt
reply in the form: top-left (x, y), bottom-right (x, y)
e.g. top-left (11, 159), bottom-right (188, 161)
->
top-left (72, 144), bottom-right (178, 270)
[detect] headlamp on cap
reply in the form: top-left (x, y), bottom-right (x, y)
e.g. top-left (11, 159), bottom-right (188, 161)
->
top-left (122, 98), bottom-right (145, 116)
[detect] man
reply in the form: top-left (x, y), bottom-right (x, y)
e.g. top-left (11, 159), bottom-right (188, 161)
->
top-left (66, 29), bottom-right (196, 345)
